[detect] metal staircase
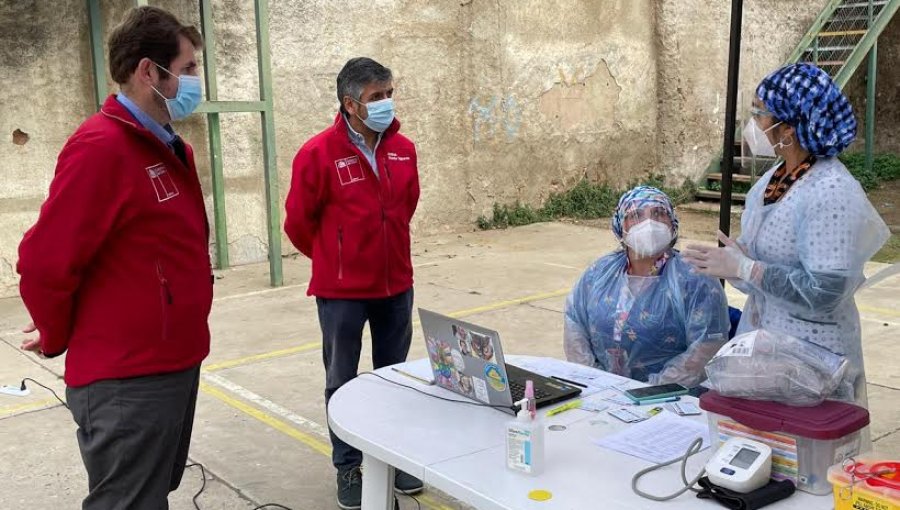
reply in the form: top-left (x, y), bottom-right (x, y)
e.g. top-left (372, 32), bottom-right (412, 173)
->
top-left (697, 0), bottom-right (899, 204)
top-left (789, 0), bottom-right (898, 86)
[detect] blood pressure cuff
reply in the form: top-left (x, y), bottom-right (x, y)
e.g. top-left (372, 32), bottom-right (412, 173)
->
top-left (696, 477), bottom-right (796, 510)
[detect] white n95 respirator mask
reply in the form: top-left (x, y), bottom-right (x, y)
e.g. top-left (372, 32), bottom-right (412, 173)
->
top-left (743, 119), bottom-right (784, 158)
top-left (624, 219), bottom-right (673, 258)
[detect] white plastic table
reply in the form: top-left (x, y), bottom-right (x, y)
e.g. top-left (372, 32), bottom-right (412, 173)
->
top-left (328, 356), bottom-right (831, 509)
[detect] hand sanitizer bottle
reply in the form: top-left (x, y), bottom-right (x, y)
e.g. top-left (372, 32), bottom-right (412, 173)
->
top-left (506, 380), bottom-right (544, 475)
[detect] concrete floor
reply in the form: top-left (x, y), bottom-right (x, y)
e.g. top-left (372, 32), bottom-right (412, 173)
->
top-left (1, 221), bottom-right (898, 510)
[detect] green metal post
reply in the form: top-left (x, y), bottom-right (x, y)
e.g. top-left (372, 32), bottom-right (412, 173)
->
top-left (87, 0), bottom-right (107, 111)
top-left (255, 0), bottom-right (283, 287)
top-left (865, 0), bottom-right (877, 175)
top-left (200, 0), bottom-right (230, 269)
top-left (194, 100), bottom-right (267, 113)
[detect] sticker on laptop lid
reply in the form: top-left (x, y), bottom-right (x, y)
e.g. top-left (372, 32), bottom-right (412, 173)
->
top-left (473, 377), bottom-right (490, 403)
top-left (484, 363), bottom-right (507, 391)
top-left (470, 331), bottom-right (497, 363)
top-left (457, 375), bottom-right (476, 398)
top-left (451, 349), bottom-right (466, 371)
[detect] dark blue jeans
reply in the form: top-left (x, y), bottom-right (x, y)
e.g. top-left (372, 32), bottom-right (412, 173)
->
top-left (318, 288), bottom-right (414, 472)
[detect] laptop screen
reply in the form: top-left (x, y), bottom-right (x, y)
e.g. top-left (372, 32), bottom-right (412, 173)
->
top-left (419, 309), bottom-right (514, 409)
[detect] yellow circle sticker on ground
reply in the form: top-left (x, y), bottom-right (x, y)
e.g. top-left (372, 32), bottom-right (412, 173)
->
top-left (528, 489), bottom-right (552, 501)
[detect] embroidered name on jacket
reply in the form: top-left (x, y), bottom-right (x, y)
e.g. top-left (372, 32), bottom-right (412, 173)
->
top-left (334, 156), bottom-right (365, 186)
top-left (146, 163), bottom-right (179, 202)
top-left (387, 152), bottom-right (410, 162)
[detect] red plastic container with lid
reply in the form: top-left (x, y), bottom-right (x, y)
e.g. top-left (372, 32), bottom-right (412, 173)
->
top-left (699, 391), bottom-right (870, 495)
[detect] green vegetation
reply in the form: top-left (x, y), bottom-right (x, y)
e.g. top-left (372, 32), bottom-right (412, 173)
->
top-left (477, 175), bottom-right (696, 230)
top-left (838, 153), bottom-right (900, 192)
top-left (873, 233), bottom-right (900, 264)
top-left (700, 152), bottom-right (900, 195)
top-left (476, 154), bottom-right (900, 267)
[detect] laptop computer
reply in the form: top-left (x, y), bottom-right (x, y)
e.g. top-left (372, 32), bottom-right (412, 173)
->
top-left (418, 308), bottom-right (581, 415)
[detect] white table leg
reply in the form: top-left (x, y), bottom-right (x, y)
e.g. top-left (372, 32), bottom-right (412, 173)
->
top-left (362, 453), bottom-right (394, 510)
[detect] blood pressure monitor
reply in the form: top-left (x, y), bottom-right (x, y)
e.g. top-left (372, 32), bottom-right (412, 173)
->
top-left (705, 437), bottom-right (773, 493)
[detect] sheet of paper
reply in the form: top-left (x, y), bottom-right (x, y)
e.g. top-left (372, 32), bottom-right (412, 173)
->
top-left (594, 412), bottom-right (710, 464)
top-left (394, 359), bottom-right (435, 381)
top-left (579, 396), bottom-right (610, 413)
top-left (509, 357), bottom-right (630, 396)
top-left (596, 388), bottom-right (635, 406)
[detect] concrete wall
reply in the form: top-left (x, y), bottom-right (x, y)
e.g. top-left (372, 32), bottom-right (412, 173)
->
top-left (0, 0), bottom-right (658, 296)
top-left (654, 0), bottom-right (830, 181)
top-left (0, 0), bottom-right (211, 297)
top-left (655, 0), bottom-right (900, 180)
top-left (0, 0), bottom-right (897, 296)
top-left (0, 1), bottom-right (96, 297)
top-left (264, 0), bottom-right (658, 236)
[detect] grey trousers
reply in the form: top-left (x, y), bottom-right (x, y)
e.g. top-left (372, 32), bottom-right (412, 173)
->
top-left (66, 366), bottom-right (200, 510)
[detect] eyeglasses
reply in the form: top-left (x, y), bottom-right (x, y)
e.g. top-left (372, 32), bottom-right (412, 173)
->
top-left (750, 106), bottom-right (775, 119)
top-left (623, 206), bottom-right (668, 224)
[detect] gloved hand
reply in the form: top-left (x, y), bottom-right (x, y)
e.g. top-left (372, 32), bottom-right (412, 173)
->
top-left (683, 231), bottom-right (756, 281)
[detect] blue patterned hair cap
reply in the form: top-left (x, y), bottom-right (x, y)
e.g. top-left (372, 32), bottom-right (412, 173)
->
top-left (756, 63), bottom-right (856, 157)
top-left (612, 186), bottom-right (678, 242)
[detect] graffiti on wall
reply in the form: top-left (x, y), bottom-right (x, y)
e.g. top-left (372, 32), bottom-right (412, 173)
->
top-left (467, 94), bottom-right (522, 142)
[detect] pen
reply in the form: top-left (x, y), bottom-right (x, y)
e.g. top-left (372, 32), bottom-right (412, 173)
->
top-left (391, 367), bottom-right (434, 386)
top-left (545, 399), bottom-right (582, 416)
top-left (646, 406), bottom-right (664, 417)
top-left (550, 375), bottom-right (588, 388)
top-left (634, 396), bottom-right (680, 405)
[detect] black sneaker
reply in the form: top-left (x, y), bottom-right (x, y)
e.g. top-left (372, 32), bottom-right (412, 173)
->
top-left (394, 470), bottom-right (424, 495)
top-left (336, 466), bottom-right (362, 510)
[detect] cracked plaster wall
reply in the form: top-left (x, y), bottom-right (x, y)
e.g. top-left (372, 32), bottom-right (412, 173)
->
top-left (654, 0), bottom-right (830, 180)
top-left (655, 0), bottom-right (900, 180)
top-left (1, 0), bottom-right (897, 296)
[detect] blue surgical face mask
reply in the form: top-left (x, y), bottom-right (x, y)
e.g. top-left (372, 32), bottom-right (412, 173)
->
top-left (354, 97), bottom-right (395, 133)
top-left (152, 63), bottom-right (203, 121)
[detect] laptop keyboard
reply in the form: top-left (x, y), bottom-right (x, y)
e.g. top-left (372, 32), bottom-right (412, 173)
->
top-left (510, 380), bottom-right (552, 402)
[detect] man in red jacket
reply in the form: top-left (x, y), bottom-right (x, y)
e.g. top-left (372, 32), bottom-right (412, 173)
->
top-left (17, 7), bottom-right (211, 509)
top-left (285, 57), bottom-right (422, 509)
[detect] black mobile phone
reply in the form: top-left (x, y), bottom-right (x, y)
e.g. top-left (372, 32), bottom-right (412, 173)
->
top-left (624, 383), bottom-right (689, 403)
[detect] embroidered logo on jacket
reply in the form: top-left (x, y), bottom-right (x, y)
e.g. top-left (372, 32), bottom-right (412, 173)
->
top-left (335, 156), bottom-right (365, 186)
top-left (146, 163), bottom-right (180, 202)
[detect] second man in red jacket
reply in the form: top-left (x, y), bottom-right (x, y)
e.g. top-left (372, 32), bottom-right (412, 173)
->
top-left (284, 57), bottom-right (422, 510)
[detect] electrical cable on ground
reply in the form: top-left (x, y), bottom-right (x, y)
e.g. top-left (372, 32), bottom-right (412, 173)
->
top-left (20, 378), bottom-right (68, 409)
top-left (187, 463), bottom-right (295, 510)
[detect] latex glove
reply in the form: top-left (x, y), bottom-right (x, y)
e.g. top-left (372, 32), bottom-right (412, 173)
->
top-left (717, 230), bottom-right (748, 257)
top-left (718, 231), bottom-right (751, 288)
top-left (683, 232), bottom-right (756, 281)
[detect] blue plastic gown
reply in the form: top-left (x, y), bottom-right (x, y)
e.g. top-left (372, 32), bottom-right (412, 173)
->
top-left (564, 250), bottom-right (730, 387)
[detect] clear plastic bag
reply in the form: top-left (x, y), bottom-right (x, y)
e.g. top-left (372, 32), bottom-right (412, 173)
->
top-left (703, 329), bottom-right (848, 406)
